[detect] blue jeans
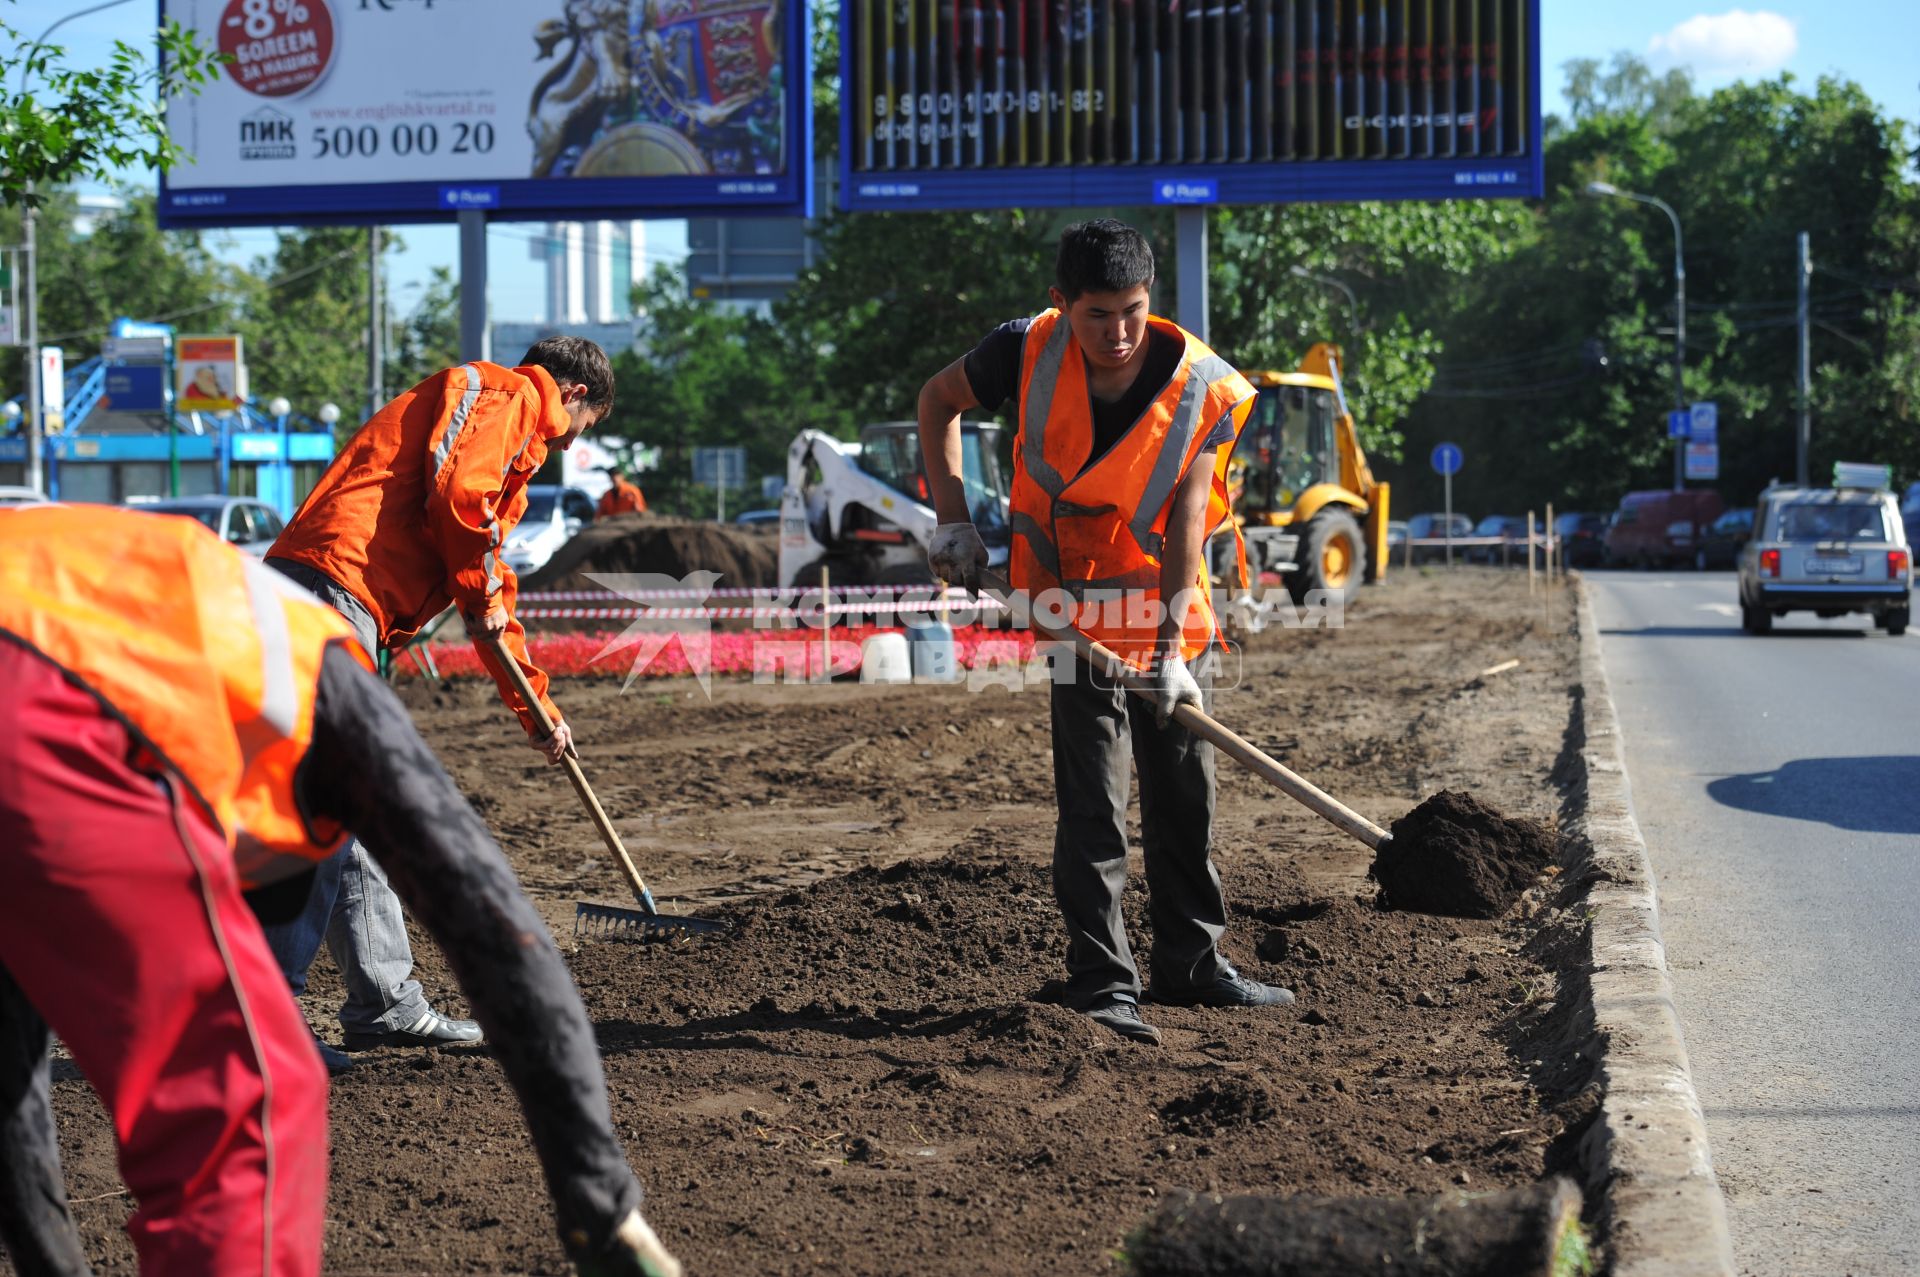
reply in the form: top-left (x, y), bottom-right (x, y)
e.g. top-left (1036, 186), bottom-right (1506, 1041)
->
top-left (264, 840), bottom-right (432, 1034)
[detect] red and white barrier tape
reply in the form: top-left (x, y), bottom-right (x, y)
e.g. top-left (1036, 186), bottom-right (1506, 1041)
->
top-left (520, 596), bottom-right (1006, 621)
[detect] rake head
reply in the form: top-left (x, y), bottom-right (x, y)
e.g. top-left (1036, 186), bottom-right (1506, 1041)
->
top-left (574, 900), bottom-right (728, 940)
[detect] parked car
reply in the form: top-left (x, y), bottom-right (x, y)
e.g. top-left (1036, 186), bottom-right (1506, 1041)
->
top-left (734, 508), bottom-right (782, 529)
top-left (1736, 485), bottom-right (1909, 635)
top-left (1694, 507), bottom-right (1754, 570)
top-left (501, 484), bottom-right (596, 575)
top-left (0, 485), bottom-right (50, 507)
top-left (129, 496), bottom-right (285, 557)
top-left (1404, 512), bottom-right (1474, 563)
top-left (1384, 519), bottom-right (1410, 556)
top-left (1553, 512), bottom-right (1607, 568)
top-left (1464, 515), bottom-right (1530, 564)
top-left (1602, 489), bottom-right (1726, 568)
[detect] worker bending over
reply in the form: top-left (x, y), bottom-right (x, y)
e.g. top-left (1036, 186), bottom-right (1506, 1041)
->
top-left (916, 219), bottom-right (1292, 1045)
top-left (260, 336), bottom-right (612, 1063)
top-left (0, 505), bottom-right (678, 1277)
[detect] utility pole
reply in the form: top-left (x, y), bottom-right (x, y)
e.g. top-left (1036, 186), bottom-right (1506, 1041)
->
top-left (22, 194), bottom-right (40, 494)
top-left (368, 226), bottom-right (384, 419)
top-left (1796, 231), bottom-right (1811, 488)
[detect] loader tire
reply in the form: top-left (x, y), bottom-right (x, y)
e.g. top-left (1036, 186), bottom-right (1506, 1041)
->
top-left (1287, 508), bottom-right (1367, 605)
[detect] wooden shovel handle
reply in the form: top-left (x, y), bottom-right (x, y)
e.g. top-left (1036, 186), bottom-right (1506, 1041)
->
top-left (978, 570), bottom-right (1391, 851)
top-left (482, 635), bottom-right (660, 913)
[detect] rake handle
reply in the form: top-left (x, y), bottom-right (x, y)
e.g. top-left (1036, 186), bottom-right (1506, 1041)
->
top-left (977, 570), bottom-right (1391, 851)
top-left (482, 635), bottom-right (660, 915)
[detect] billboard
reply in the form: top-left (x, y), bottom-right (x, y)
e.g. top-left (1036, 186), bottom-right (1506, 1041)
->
top-left (176, 336), bottom-right (248, 413)
top-left (159, 0), bottom-right (813, 227)
top-left (838, 0), bottom-right (1541, 210)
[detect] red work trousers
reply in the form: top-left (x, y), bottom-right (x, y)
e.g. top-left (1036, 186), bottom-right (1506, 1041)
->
top-left (0, 642), bottom-right (328, 1275)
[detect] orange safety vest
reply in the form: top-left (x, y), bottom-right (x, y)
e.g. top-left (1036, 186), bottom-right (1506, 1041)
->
top-left (1009, 309), bottom-right (1256, 669)
top-left (0, 506), bottom-right (374, 887)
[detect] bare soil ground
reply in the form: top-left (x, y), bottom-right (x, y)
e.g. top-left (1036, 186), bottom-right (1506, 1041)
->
top-left (25, 568), bottom-right (1589, 1276)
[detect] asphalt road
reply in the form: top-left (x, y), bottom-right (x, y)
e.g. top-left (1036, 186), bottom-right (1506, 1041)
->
top-left (1586, 570), bottom-right (1920, 1276)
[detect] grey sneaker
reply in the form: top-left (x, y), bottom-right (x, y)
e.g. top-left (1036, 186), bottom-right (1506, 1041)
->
top-left (343, 1009), bottom-right (483, 1051)
top-left (1084, 997), bottom-right (1162, 1044)
top-left (1154, 967), bottom-right (1295, 1009)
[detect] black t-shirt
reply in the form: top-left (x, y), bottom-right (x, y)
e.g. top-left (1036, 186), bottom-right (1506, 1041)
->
top-left (963, 318), bottom-right (1237, 472)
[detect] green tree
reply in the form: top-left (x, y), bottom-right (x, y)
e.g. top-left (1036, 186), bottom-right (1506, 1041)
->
top-left (0, 4), bottom-right (223, 203)
top-left (235, 227), bottom-right (373, 420)
top-left (1553, 53), bottom-right (1694, 139)
top-left (613, 266), bottom-right (851, 515)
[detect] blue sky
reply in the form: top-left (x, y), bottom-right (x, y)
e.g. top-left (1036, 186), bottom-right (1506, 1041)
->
top-left (8, 0), bottom-right (1917, 324)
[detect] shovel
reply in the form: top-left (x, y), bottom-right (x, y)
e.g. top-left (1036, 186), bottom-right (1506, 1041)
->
top-left (483, 635), bottom-right (725, 938)
top-left (977, 570), bottom-right (1393, 851)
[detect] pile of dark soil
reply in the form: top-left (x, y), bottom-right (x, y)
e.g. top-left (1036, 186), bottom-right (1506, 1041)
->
top-left (1371, 789), bottom-right (1557, 918)
top-left (522, 517), bottom-right (778, 593)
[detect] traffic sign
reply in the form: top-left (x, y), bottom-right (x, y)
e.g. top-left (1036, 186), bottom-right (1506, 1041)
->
top-left (1684, 443), bottom-right (1719, 481)
top-left (1689, 401), bottom-right (1718, 444)
top-left (1430, 442), bottom-right (1463, 477)
top-left (692, 446), bottom-right (747, 489)
top-left (0, 304), bottom-right (15, 347)
top-left (1667, 409), bottom-right (1691, 439)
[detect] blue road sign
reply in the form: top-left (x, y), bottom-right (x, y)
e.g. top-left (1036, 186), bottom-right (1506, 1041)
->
top-left (102, 365), bottom-right (167, 412)
top-left (1668, 409), bottom-right (1692, 439)
top-left (1689, 401), bottom-right (1718, 444)
top-left (1430, 442), bottom-right (1463, 477)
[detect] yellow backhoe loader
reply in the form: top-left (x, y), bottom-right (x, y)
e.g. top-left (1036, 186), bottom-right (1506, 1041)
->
top-left (1213, 343), bottom-right (1389, 611)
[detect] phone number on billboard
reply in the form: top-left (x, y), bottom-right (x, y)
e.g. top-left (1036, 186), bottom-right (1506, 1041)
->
top-left (309, 121), bottom-right (497, 160)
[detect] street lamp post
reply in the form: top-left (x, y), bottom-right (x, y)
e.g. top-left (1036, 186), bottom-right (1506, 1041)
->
top-left (1288, 264), bottom-right (1362, 339)
top-left (16, 0), bottom-right (140, 496)
top-left (1587, 181), bottom-right (1686, 489)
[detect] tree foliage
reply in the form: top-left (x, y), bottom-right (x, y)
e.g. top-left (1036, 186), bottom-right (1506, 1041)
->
top-left (0, 4), bottom-right (223, 204)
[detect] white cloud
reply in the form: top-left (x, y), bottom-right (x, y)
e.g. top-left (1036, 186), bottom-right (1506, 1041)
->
top-left (1648, 9), bottom-right (1799, 78)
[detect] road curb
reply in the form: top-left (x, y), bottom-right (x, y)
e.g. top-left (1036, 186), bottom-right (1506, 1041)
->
top-left (1567, 577), bottom-right (1736, 1275)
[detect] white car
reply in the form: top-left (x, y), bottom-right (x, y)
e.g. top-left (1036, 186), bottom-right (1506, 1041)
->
top-left (0, 485), bottom-right (50, 507)
top-left (502, 484), bottom-right (596, 575)
top-left (1737, 484), bottom-right (1910, 636)
top-left (132, 497), bottom-right (286, 558)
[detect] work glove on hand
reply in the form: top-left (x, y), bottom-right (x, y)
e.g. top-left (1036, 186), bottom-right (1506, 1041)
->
top-left (927, 522), bottom-right (988, 592)
top-left (571, 1209), bottom-right (683, 1277)
top-left (1152, 650), bottom-right (1203, 729)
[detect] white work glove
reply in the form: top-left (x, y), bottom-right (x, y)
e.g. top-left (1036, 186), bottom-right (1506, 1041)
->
top-left (572, 1209), bottom-right (683, 1277)
top-left (1152, 651), bottom-right (1203, 729)
top-left (927, 522), bottom-right (988, 592)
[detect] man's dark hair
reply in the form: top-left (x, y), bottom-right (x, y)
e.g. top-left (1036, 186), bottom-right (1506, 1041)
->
top-left (1055, 219), bottom-right (1155, 302)
top-left (520, 335), bottom-right (615, 412)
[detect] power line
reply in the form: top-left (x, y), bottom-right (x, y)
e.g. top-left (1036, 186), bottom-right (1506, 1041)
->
top-left (38, 246), bottom-right (362, 343)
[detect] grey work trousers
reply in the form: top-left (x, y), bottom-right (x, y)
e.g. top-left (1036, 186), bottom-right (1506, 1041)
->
top-left (1049, 659), bottom-right (1229, 1008)
top-left (261, 557), bottom-right (434, 1034)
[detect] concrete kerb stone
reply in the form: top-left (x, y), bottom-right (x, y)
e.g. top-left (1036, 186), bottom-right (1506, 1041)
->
top-left (1566, 576), bottom-right (1736, 1275)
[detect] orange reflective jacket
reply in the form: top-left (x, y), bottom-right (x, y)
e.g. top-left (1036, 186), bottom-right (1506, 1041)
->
top-left (270, 361), bottom-right (566, 733)
top-left (1009, 310), bottom-right (1255, 670)
top-left (0, 506), bottom-right (374, 886)
top-left (597, 477), bottom-right (647, 517)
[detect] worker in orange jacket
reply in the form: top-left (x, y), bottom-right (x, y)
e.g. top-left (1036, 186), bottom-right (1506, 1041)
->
top-left (917, 220), bottom-right (1288, 1047)
top-left (597, 467), bottom-right (648, 517)
top-left (0, 506), bottom-right (679, 1277)
top-left (261, 335), bottom-right (614, 1064)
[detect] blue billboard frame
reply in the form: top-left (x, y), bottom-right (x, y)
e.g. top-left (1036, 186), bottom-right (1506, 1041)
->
top-left (157, 0), bottom-right (815, 228)
top-left (837, 0), bottom-right (1541, 212)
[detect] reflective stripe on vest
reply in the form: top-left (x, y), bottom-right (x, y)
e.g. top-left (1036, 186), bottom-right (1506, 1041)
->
top-left (1009, 310), bottom-right (1255, 666)
top-left (0, 507), bottom-right (373, 885)
top-left (432, 363), bottom-right (484, 480)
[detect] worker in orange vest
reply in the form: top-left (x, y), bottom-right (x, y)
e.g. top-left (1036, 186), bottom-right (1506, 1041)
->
top-left (260, 335), bottom-right (614, 1067)
top-left (597, 466), bottom-right (648, 516)
top-left (916, 220), bottom-right (1288, 1046)
top-left (0, 506), bottom-right (680, 1277)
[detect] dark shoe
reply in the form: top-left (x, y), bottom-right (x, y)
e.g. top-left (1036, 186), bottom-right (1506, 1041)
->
top-left (1154, 967), bottom-right (1295, 1009)
top-left (1083, 998), bottom-right (1162, 1044)
top-left (314, 1036), bottom-right (354, 1075)
top-left (343, 1009), bottom-right (483, 1051)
